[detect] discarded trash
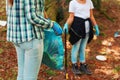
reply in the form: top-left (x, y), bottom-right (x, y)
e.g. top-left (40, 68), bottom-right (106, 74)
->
top-left (0, 20), bottom-right (7, 26)
top-left (102, 40), bottom-right (112, 46)
top-left (114, 30), bottom-right (120, 38)
top-left (96, 55), bottom-right (107, 61)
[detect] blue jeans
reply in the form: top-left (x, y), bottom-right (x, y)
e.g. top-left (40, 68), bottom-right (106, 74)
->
top-left (71, 33), bottom-right (89, 63)
top-left (14, 39), bottom-right (43, 80)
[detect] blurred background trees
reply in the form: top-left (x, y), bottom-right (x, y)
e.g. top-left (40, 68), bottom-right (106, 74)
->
top-left (0, 0), bottom-right (114, 23)
top-left (45, 0), bottom-right (104, 25)
top-left (45, 0), bottom-right (115, 25)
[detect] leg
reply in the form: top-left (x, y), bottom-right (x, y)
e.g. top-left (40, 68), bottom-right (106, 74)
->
top-left (79, 34), bottom-right (92, 75)
top-left (71, 39), bottom-right (81, 64)
top-left (71, 39), bottom-right (82, 75)
top-left (23, 39), bottom-right (43, 80)
top-left (79, 33), bottom-right (89, 63)
top-left (14, 44), bottom-right (25, 80)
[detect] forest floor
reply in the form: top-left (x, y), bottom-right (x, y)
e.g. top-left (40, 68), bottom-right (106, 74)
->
top-left (0, 0), bottom-right (120, 80)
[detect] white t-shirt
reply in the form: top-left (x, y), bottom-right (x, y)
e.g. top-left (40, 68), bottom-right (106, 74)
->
top-left (69, 0), bottom-right (94, 19)
top-left (69, 0), bottom-right (94, 33)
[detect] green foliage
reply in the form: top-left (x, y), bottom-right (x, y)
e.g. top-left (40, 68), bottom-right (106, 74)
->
top-left (46, 69), bottom-right (56, 76)
top-left (56, 0), bottom-right (60, 3)
top-left (100, 32), bottom-right (107, 37)
top-left (0, 16), bottom-right (7, 20)
top-left (66, 0), bottom-right (71, 3)
top-left (92, 0), bottom-right (114, 22)
top-left (114, 66), bottom-right (120, 73)
top-left (92, 0), bottom-right (101, 10)
top-left (99, 10), bottom-right (114, 22)
top-left (0, 48), bottom-right (3, 54)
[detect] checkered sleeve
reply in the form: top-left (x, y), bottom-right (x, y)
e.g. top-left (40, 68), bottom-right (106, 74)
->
top-left (24, 0), bottom-right (53, 29)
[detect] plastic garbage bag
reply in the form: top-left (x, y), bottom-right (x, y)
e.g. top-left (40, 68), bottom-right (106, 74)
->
top-left (42, 29), bottom-right (64, 70)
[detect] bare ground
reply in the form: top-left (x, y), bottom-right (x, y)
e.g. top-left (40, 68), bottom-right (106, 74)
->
top-left (0, 0), bottom-right (120, 80)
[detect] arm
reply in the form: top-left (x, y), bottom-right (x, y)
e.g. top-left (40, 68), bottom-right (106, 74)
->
top-left (63, 12), bottom-right (74, 34)
top-left (90, 9), bottom-right (100, 36)
top-left (66, 12), bottom-right (74, 30)
top-left (90, 9), bottom-right (97, 26)
top-left (44, 11), bottom-right (49, 19)
top-left (24, 0), bottom-right (53, 29)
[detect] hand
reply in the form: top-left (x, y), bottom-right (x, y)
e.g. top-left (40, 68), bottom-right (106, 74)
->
top-left (94, 25), bottom-right (100, 36)
top-left (52, 21), bottom-right (63, 36)
top-left (63, 23), bottom-right (68, 34)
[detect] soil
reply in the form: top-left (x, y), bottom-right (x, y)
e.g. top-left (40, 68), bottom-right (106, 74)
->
top-left (0, 0), bottom-right (120, 80)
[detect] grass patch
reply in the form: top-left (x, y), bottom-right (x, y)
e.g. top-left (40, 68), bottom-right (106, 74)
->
top-left (0, 16), bottom-right (7, 20)
top-left (0, 48), bottom-right (3, 54)
top-left (100, 32), bottom-right (107, 37)
top-left (45, 69), bottom-right (56, 76)
top-left (113, 66), bottom-right (120, 73)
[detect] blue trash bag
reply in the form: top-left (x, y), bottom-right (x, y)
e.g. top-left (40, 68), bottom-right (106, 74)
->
top-left (42, 29), bottom-right (64, 70)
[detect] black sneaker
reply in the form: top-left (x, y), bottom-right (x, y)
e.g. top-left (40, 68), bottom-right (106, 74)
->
top-left (72, 63), bottom-right (82, 75)
top-left (79, 63), bottom-right (92, 75)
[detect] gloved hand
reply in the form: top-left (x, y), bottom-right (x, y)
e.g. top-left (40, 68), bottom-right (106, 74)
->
top-left (94, 25), bottom-right (100, 36)
top-left (52, 21), bottom-right (63, 36)
top-left (63, 23), bottom-right (69, 34)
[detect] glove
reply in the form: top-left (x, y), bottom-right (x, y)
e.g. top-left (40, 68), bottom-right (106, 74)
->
top-left (63, 23), bottom-right (69, 34)
top-left (52, 21), bottom-right (63, 36)
top-left (94, 25), bottom-right (100, 36)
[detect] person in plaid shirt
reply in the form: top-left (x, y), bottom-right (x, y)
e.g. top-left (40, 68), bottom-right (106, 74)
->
top-left (6, 0), bottom-right (62, 80)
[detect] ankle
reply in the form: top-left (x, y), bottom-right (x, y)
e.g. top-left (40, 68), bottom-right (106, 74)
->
top-left (72, 63), bottom-right (78, 66)
top-left (80, 63), bottom-right (86, 65)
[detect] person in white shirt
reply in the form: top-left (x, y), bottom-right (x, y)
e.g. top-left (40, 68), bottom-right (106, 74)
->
top-left (63, 0), bottom-right (100, 75)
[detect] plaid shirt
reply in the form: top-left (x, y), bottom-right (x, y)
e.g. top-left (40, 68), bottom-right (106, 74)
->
top-left (6, 0), bottom-right (53, 43)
